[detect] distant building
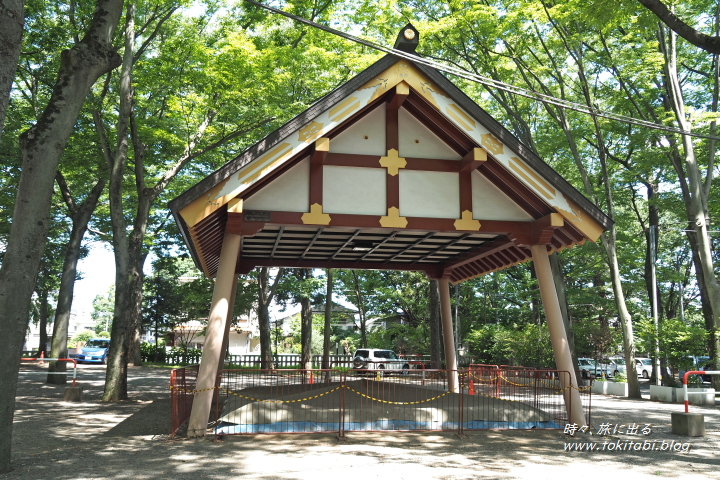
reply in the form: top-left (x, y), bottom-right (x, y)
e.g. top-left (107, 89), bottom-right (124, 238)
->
top-left (23, 312), bottom-right (96, 352)
top-left (171, 314), bottom-right (260, 355)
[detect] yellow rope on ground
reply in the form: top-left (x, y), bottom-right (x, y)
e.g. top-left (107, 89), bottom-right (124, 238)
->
top-left (169, 385), bottom-right (219, 394)
top-left (342, 384), bottom-right (450, 405)
top-left (221, 386), bottom-right (342, 404)
top-left (497, 375), bottom-right (536, 387)
top-left (466, 372), bottom-right (498, 383)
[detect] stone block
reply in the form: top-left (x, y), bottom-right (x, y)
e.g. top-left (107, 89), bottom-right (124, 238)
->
top-left (671, 412), bottom-right (705, 437)
top-left (63, 386), bottom-right (83, 402)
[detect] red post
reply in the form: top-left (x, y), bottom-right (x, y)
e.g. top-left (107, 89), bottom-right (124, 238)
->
top-left (469, 379), bottom-right (475, 396)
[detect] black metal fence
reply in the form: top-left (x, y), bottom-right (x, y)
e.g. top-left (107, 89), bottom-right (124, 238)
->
top-left (208, 367), bottom-right (591, 437)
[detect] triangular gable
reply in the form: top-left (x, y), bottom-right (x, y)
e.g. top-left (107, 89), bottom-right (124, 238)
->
top-left (170, 48), bottom-right (611, 281)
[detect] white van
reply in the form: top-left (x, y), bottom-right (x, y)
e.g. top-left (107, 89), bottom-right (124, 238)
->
top-left (352, 349), bottom-right (410, 374)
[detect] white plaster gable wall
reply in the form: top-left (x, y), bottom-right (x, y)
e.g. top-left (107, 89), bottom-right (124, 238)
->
top-left (323, 166), bottom-right (387, 215)
top-left (330, 104), bottom-right (386, 156)
top-left (399, 170), bottom-right (460, 219)
top-left (471, 171), bottom-right (534, 221)
top-left (244, 157), bottom-right (310, 212)
top-left (398, 108), bottom-right (461, 160)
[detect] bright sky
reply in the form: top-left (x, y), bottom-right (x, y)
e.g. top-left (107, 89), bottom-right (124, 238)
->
top-left (72, 243), bottom-right (115, 319)
top-left (71, 245), bottom-right (349, 322)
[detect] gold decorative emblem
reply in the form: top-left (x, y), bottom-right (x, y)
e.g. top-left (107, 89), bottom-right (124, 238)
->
top-left (379, 149), bottom-right (407, 176)
top-left (454, 210), bottom-right (481, 231)
top-left (380, 207), bottom-right (408, 228)
top-left (299, 121), bottom-right (324, 143)
top-left (301, 203), bottom-right (331, 225)
top-left (481, 133), bottom-right (504, 156)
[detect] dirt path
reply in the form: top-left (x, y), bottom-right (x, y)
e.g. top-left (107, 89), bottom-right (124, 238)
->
top-left (6, 364), bottom-right (720, 479)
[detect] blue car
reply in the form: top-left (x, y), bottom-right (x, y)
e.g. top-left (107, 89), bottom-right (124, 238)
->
top-left (76, 338), bottom-right (111, 364)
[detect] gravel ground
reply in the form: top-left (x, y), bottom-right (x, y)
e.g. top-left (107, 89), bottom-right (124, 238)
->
top-left (5, 363), bottom-right (720, 480)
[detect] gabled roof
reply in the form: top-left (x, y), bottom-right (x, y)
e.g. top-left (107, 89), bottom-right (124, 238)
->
top-left (169, 25), bottom-right (611, 283)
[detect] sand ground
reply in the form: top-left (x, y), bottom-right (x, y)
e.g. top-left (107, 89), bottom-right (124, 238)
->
top-left (5, 363), bottom-right (720, 480)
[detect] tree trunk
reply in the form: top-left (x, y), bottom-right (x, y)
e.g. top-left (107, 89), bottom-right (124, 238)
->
top-left (596, 145), bottom-right (641, 398)
top-left (0, 0), bottom-right (122, 471)
top-left (0, 0), bottom-right (24, 142)
top-left (257, 267), bottom-right (284, 369)
top-left (351, 271), bottom-right (368, 347)
top-left (37, 289), bottom-right (50, 356)
top-left (299, 269), bottom-right (313, 370)
top-left (428, 279), bottom-right (442, 369)
top-left (322, 269), bottom-right (333, 370)
top-left (660, 25), bottom-right (720, 389)
top-left (48, 174), bottom-right (106, 384)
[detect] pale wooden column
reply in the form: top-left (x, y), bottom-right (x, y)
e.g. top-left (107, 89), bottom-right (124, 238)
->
top-left (438, 279), bottom-right (459, 392)
top-left (187, 232), bottom-right (242, 437)
top-left (217, 273), bottom-right (240, 376)
top-left (530, 244), bottom-right (586, 426)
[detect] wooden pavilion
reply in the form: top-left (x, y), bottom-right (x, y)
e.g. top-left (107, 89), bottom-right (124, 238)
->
top-left (169, 25), bottom-right (612, 436)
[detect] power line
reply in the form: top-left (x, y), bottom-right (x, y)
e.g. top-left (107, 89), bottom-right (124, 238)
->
top-left (244, 0), bottom-right (720, 142)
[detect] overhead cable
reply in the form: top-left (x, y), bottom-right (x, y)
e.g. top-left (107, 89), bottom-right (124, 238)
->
top-left (244, 0), bottom-right (720, 142)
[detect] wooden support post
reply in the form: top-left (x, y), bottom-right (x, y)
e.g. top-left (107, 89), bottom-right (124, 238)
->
top-left (438, 279), bottom-right (459, 392)
top-left (187, 232), bottom-right (242, 437)
top-left (530, 244), bottom-right (586, 426)
top-left (218, 273), bottom-right (240, 376)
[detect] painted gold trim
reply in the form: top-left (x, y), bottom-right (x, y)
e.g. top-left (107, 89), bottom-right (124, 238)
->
top-left (554, 197), bottom-right (604, 242)
top-left (299, 121), bottom-right (325, 143)
top-left (315, 137), bottom-right (330, 152)
top-left (379, 206), bottom-right (408, 228)
top-left (481, 133), bottom-right (504, 156)
top-left (509, 157), bottom-right (556, 200)
top-left (179, 143), bottom-right (293, 228)
top-left (227, 198), bottom-right (243, 214)
top-left (360, 62), bottom-right (445, 108)
top-left (379, 148), bottom-right (407, 176)
top-left (301, 203), bottom-right (331, 225)
top-left (454, 210), bottom-right (481, 231)
top-left (329, 96), bottom-right (360, 123)
top-left (446, 104), bottom-right (475, 131)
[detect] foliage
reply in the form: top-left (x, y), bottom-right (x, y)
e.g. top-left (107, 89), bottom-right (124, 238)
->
top-left (140, 341), bottom-right (167, 363)
top-left (91, 287), bottom-right (115, 334)
top-left (70, 330), bottom-right (96, 348)
top-left (572, 319), bottom-right (623, 359)
top-left (635, 315), bottom-right (708, 370)
top-left (164, 347), bottom-right (202, 366)
top-left (463, 323), bottom-right (555, 368)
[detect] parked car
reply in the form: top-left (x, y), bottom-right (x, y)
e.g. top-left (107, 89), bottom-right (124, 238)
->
top-left (76, 338), bottom-right (111, 364)
top-left (607, 356), bottom-right (627, 377)
top-left (577, 357), bottom-right (612, 379)
top-left (634, 357), bottom-right (653, 379)
top-left (679, 356), bottom-right (712, 383)
top-left (353, 348), bottom-right (410, 374)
